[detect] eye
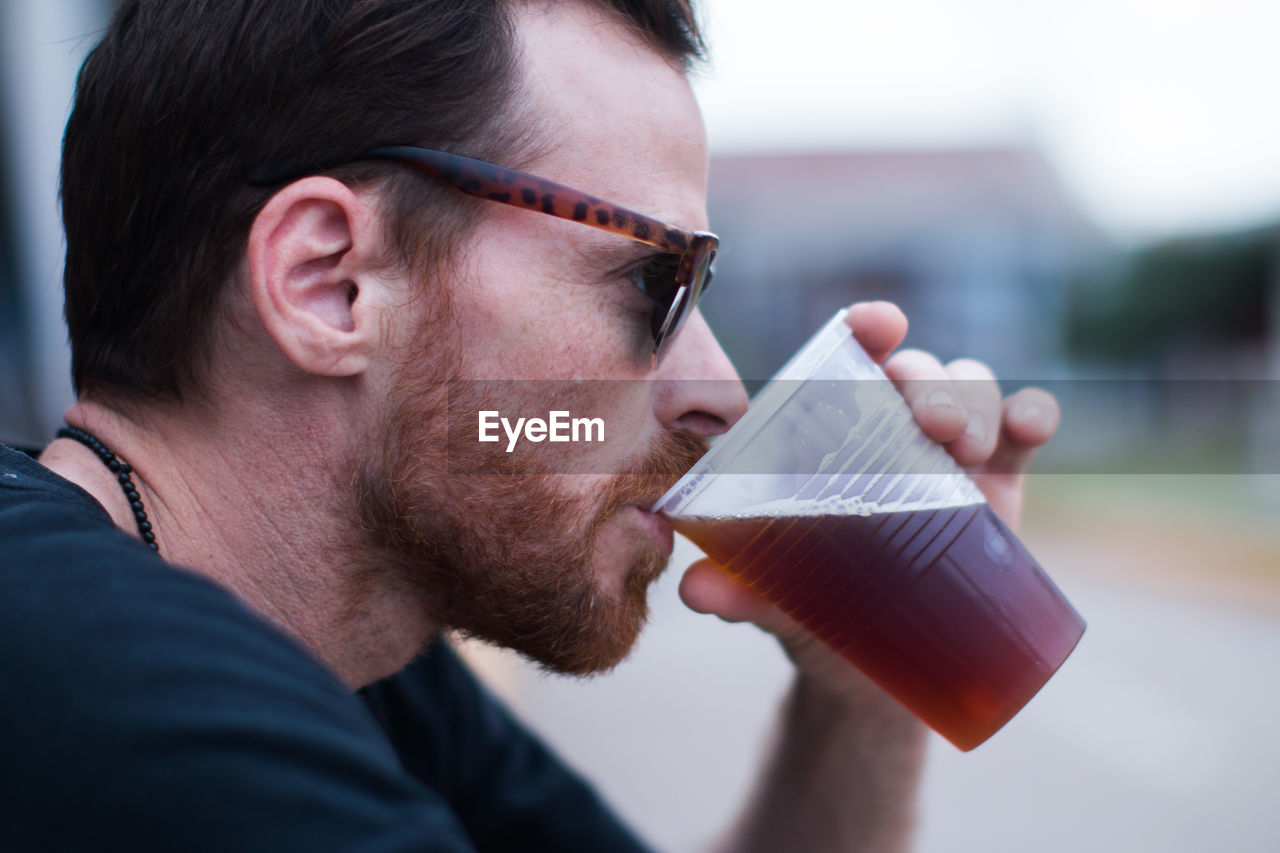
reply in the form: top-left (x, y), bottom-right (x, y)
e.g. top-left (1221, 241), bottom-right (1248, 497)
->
top-left (624, 253), bottom-right (681, 305)
top-left (699, 251), bottom-right (716, 297)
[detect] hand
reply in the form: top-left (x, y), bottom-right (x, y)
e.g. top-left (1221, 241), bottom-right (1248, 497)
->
top-left (678, 301), bottom-right (1061, 698)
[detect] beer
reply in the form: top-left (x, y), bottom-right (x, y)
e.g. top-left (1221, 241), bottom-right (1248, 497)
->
top-left (655, 308), bottom-right (1086, 749)
top-left (671, 501), bottom-right (1085, 751)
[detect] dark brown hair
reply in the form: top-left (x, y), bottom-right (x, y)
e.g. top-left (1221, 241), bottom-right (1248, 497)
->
top-left (60, 0), bottom-right (704, 400)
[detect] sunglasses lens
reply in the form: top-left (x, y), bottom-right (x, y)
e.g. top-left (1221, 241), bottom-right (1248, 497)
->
top-left (651, 245), bottom-right (717, 356)
top-left (624, 254), bottom-right (675, 339)
top-left (697, 249), bottom-right (715, 297)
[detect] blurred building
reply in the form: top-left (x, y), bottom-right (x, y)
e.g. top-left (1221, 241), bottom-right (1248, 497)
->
top-left (0, 130), bottom-right (31, 439)
top-left (1, 0), bottom-right (113, 444)
top-left (0, 2), bottom-right (1104, 441)
top-left (703, 147), bottom-right (1108, 383)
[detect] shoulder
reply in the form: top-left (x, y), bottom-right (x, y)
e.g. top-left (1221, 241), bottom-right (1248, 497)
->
top-left (0, 445), bottom-right (474, 851)
top-left (0, 443), bottom-right (299, 686)
top-left (361, 644), bottom-right (654, 852)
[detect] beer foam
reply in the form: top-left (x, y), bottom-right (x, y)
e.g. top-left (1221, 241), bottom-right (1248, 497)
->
top-left (651, 307), bottom-right (991, 522)
top-left (658, 407), bottom-right (988, 520)
top-left (671, 471), bottom-right (985, 520)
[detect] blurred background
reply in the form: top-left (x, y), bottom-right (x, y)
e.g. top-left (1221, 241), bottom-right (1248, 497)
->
top-left (3, 0), bottom-right (1279, 850)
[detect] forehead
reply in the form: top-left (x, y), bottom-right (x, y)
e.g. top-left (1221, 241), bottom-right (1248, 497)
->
top-left (510, 3), bottom-right (708, 227)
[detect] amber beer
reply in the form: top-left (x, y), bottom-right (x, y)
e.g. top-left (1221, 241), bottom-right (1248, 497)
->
top-left (672, 501), bottom-right (1085, 751)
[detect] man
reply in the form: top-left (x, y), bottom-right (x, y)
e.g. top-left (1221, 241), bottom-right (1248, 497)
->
top-left (1, 0), bottom-right (1059, 850)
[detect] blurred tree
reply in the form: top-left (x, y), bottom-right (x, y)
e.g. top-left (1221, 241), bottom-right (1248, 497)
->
top-left (1067, 225), bottom-right (1279, 365)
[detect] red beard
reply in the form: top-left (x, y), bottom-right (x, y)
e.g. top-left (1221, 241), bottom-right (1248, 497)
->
top-left (352, 372), bottom-right (708, 675)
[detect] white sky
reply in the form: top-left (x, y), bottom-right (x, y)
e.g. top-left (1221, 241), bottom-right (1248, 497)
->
top-left (694, 0), bottom-right (1280, 244)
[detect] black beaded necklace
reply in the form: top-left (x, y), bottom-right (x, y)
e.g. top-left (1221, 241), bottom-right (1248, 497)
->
top-left (57, 426), bottom-right (159, 553)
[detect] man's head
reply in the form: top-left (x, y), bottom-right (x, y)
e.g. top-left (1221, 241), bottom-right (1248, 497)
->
top-left (62, 0), bottom-right (748, 676)
top-left (62, 0), bottom-right (706, 401)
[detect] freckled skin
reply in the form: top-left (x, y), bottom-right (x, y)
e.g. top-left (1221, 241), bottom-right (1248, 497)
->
top-left (448, 7), bottom-right (717, 385)
top-left (368, 3), bottom-right (745, 669)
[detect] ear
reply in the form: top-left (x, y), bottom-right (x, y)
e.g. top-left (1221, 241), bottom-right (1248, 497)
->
top-left (246, 177), bottom-right (388, 377)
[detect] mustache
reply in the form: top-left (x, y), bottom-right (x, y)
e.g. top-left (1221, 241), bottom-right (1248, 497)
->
top-left (596, 428), bottom-right (709, 523)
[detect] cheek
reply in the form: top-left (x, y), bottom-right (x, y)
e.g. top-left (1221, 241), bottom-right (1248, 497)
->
top-left (461, 377), bottom-right (656, 475)
top-left (450, 254), bottom-right (642, 381)
top-left (443, 208), bottom-right (663, 382)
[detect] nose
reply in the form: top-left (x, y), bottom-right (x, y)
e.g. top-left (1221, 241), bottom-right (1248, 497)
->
top-left (653, 308), bottom-right (749, 438)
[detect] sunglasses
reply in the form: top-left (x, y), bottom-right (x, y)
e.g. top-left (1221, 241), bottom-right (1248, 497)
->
top-left (255, 146), bottom-right (718, 360)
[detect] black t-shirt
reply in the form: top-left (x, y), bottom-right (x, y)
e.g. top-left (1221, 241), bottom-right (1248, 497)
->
top-left (0, 444), bottom-right (650, 852)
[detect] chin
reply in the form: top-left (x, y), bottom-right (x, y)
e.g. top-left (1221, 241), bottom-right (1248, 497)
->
top-left (533, 545), bottom-right (670, 677)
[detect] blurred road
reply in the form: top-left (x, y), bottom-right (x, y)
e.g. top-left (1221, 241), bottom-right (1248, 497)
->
top-left (915, 566), bottom-right (1280, 852)
top-left (461, 511), bottom-right (1280, 852)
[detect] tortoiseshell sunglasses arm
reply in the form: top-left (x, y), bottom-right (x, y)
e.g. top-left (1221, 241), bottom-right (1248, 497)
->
top-left (363, 145), bottom-right (703, 256)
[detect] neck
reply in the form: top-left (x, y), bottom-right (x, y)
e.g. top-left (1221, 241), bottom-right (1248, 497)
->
top-left (39, 396), bottom-right (435, 688)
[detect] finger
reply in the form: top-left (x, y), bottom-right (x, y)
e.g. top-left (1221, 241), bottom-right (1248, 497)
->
top-left (679, 559), bottom-right (817, 648)
top-left (883, 349), bottom-right (968, 442)
top-left (942, 358), bottom-right (1002, 467)
top-left (983, 387), bottom-right (1061, 476)
top-left (844, 301), bottom-right (908, 365)
top-left (678, 559), bottom-right (772, 624)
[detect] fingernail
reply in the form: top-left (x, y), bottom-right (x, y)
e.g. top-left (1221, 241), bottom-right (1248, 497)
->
top-left (1016, 403), bottom-right (1046, 426)
top-left (965, 413), bottom-right (989, 444)
top-left (925, 390), bottom-right (957, 410)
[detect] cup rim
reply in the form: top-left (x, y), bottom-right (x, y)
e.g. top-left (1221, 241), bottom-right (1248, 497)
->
top-left (652, 308), bottom-right (853, 515)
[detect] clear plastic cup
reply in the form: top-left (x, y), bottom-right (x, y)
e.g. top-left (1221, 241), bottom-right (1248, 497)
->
top-left (654, 309), bottom-right (1085, 750)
